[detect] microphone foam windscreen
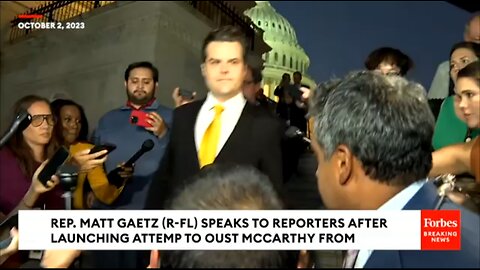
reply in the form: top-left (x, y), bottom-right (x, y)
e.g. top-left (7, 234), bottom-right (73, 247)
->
top-left (142, 139), bottom-right (155, 151)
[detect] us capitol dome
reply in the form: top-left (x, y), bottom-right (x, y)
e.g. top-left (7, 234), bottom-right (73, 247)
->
top-left (244, 1), bottom-right (316, 99)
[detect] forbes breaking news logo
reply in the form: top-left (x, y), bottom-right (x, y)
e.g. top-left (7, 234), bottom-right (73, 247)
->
top-left (421, 210), bottom-right (461, 250)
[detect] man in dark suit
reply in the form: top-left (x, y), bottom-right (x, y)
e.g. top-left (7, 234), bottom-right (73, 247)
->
top-left (308, 71), bottom-right (479, 268)
top-left (145, 25), bottom-right (283, 209)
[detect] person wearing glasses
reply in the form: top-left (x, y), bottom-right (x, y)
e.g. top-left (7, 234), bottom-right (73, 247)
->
top-left (0, 95), bottom-right (64, 218)
top-left (364, 47), bottom-right (414, 77)
top-left (0, 95), bottom-right (63, 266)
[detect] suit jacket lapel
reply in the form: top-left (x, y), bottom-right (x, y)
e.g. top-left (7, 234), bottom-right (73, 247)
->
top-left (215, 102), bottom-right (252, 162)
top-left (364, 181), bottom-right (439, 268)
top-left (186, 99), bottom-right (205, 169)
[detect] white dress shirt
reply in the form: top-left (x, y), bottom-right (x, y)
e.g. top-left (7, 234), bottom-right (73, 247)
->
top-left (354, 180), bottom-right (426, 268)
top-left (194, 91), bottom-right (246, 157)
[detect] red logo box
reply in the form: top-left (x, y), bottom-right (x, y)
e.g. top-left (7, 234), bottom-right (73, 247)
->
top-left (421, 210), bottom-right (461, 250)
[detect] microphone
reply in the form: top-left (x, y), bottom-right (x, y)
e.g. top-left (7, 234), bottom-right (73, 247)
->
top-left (124, 139), bottom-right (155, 167)
top-left (57, 164), bottom-right (79, 210)
top-left (285, 126), bottom-right (311, 143)
top-left (107, 139), bottom-right (155, 187)
top-left (0, 110), bottom-right (32, 148)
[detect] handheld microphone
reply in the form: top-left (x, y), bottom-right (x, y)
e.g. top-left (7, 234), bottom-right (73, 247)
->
top-left (107, 139), bottom-right (155, 188)
top-left (285, 126), bottom-right (311, 143)
top-left (124, 139), bottom-right (155, 167)
top-left (0, 110), bottom-right (32, 148)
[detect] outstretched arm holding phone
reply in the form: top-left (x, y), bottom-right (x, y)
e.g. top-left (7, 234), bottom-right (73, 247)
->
top-left (2, 159), bottom-right (60, 219)
top-left (172, 87), bottom-right (196, 108)
top-left (429, 137), bottom-right (480, 183)
top-left (70, 148), bottom-right (108, 173)
top-left (69, 143), bottom-right (134, 209)
top-left (0, 161), bottom-right (60, 266)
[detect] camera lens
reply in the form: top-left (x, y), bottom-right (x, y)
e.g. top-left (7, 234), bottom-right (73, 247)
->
top-left (131, 116), bottom-right (138, 124)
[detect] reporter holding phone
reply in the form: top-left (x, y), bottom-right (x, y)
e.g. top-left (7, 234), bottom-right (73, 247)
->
top-left (91, 61), bottom-right (172, 211)
top-left (51, 99), bottom-right (132, 209)
top-left (0, 159), bottom-right (65, 267)
top-left (0, 95), bottom-right (64, 217)
top-left (84, 62), bottom-right (172, 268)
top-left (0, 95), bottom-right (63, 267)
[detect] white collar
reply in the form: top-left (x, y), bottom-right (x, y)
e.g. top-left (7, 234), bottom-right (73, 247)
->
top-left (378, 180), bottom-right (425, 211)
top-left (203, 91), bottom-right (246, 111)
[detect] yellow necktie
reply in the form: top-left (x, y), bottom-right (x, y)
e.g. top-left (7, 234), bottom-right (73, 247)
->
top-left (198, 104), bottom-right (224, 167)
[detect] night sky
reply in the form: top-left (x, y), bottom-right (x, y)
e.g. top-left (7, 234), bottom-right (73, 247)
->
top-left (270, 1), bottom-right (471, 91)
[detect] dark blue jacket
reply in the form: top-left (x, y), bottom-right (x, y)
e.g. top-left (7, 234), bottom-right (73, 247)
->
top-left (364, 181), bottom-right (480, 268)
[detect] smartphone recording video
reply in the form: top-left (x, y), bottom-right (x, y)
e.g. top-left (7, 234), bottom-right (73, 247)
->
top-left (89, 143), bottom-right (117, 159)
top-left (37, 146), bottom-right (70, 187)
top-left (130, 110), bottom-right (153, 128)
top-left (179, 88), bottom-right (194, 100)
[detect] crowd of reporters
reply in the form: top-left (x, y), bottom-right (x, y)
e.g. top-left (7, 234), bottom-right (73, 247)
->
top-left (0, 13), bottom-right (479, 269)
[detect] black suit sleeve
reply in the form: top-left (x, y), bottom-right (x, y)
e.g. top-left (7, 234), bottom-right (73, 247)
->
top-left (258, 118), bottom-right (284, 196)
top-left (144, 109), bottom-right (179, 210)
top-left (144, 140), bottom-right (173, 209)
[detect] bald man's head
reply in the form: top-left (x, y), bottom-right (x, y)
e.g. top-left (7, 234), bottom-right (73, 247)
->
top-left (464, 14), bottom-right (480, 44)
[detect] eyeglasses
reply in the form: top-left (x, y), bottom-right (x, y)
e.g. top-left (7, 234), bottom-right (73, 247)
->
top-left (373, 69), bottom-right (401, 77)
top-left (31, 114), bottom-right (55, 127)
top-left (385, 70), bottom-right (401, 76)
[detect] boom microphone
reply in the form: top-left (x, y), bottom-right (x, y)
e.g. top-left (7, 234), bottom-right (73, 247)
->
top-left (0, 110), bottom-right (32, 148)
